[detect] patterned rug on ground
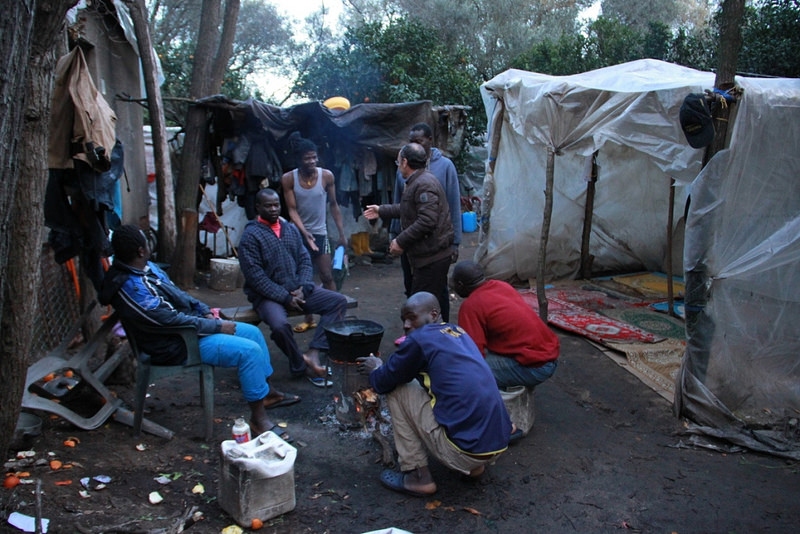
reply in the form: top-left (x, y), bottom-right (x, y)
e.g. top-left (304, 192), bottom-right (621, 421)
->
top-left (604, 339), bottom-right (686, 397)
top-left (539, 285), bottom-right (634, 312)
top-left (519, 285), bottom-right (686, 398)
top-left (518, 290), bottom-right (664, 345)
top-left (601, 307), bottom-right (686, 340)
top-left (589, 272), bottom-right (685, 300)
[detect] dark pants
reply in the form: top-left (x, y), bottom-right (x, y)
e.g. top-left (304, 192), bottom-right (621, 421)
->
top-left (255, 287), bottom-right (347, 376)
top-left (408, 255), bottom-right (451, 323)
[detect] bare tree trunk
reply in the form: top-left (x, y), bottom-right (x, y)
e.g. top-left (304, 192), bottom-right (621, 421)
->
top-left (124, 0), bottom-right (176, 261)
top-left (0, 0), bottom-right (36, 463)
top-left (211, 0), bottom-right (240, 90)
top-left (0, 0), bottom-right (35, 336)
top-left (171, 0), bottom-right (220, 286)
top-left (172, 0), bottom-right (240, 287)
top-left (0, 0), bottom-right (74, 461)
top-left (710, 0), bottom-right (745, 155)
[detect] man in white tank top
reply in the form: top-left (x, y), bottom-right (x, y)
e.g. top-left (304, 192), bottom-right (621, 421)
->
top-left (281, 137), bottom-right (346, 336)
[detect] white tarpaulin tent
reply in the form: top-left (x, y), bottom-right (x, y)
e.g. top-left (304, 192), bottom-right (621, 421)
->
top-left (479, 59), bottom-right (800, 457)
top-left (478, 60), bottom-right (710, 281)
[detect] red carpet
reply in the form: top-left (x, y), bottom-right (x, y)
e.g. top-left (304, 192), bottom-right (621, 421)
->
top-left (518, 289), bottom-right (664, 344)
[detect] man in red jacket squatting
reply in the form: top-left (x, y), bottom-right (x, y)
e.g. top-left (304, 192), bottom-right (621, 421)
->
top-left (450, 260), bottom-right (560, 440)
top-left (357, 291), bottom-right (510, 497)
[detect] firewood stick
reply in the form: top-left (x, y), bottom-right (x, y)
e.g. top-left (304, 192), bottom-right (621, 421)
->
top-left (372, 429), bottom-right (395, 467)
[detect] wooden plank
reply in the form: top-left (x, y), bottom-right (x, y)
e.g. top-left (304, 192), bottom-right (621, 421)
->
top-left (220, 294), bottom-right (358, 325)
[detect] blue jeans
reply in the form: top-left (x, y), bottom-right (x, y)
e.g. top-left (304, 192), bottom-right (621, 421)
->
top-left (198, 322), bottom-right (271, 402)
top-left (485, 351), bottom-right (557, 389)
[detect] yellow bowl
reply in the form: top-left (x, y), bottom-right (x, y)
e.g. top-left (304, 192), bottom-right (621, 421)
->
top-left (323, 96), bottom-right (351, 110)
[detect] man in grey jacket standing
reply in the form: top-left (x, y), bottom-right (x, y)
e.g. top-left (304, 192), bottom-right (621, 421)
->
top-left (389, 123), bottom-right (461, 324)
top-left (364, 143), bottom-right (454, 319)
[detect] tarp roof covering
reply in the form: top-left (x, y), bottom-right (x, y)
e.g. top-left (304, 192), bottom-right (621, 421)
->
top-left (197, 97), bottom-right (467, 160)
top-left (479, 59), bottom-right (800, 458)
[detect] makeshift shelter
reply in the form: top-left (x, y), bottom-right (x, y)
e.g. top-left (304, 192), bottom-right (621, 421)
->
top-left (189, 97), bottom-right (468, 255)
top-left (479, 59), bottom-right (800, 457)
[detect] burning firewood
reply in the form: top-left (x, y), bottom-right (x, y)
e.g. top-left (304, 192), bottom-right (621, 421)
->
top-left (352, 387), bottom-right (382, 427)
top-left (352, 387), bottom-right (395, 466)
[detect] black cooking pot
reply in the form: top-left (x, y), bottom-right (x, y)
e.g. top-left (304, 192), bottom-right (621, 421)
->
top-left (324, 318), bottom-right (384, 363)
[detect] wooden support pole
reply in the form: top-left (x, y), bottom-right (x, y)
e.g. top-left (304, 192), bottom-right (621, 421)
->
top-left (124, 0), bottom-right (176, 261)
top-left (666, 178), bottom-right (676, 318)
top-left (579, 152), bottom-right (598, 279)
top-left (537, 148), bottom-right (556, 322)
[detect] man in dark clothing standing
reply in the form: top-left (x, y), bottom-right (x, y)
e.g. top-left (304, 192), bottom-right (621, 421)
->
top-left (364, 143), bottom-right (454, 322)
top-left (238, 188), bottom-right (347, 387)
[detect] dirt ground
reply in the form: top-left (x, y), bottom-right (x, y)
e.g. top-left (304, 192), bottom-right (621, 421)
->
top-left (3, 232), bottom-right (799, 534)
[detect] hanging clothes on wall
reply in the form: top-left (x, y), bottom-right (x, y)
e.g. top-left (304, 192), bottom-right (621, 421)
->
top-left (46, 45), bottom-right (119, 292)
top-left (243, 131), bottom-right (283, 219)
top-left (49, 46), bottom-right (117, 173)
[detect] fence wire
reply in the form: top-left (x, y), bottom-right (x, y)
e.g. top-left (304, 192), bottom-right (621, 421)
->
top-left (31, 245), bottom-right (81, 358)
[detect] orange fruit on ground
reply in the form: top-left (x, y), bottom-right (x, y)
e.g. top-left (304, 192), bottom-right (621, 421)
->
top-left (3, 475), bottom-right (20, 489)
top-left (251, 518), bottom-right (263, 530)
top-left (49, 460), bottom-right (62, 470)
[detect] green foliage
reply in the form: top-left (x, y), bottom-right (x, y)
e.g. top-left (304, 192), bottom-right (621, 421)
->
top-left (295, 17), bottom-right (484, 142)
top-left (740, 0), bottom-right (800, 77)
top-left (587, 17), bottom-right (647, 65)
top-left (154, 39), bottom-right (253, 125)
top-left (643, 21), bottom-right (672, 60)
top-left (600, 0), bottom-right (680, 31)
top-left (511, 1), bottom-right (800, 79)
top-left (511, 34), bottom-right (595, 75)
top-left (667, 24), bottom-right (717, 72)
top-left (511, 16), bottom-right (677, 74)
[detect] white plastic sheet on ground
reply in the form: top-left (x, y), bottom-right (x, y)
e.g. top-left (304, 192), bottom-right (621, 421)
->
top-left (479, 60), bottom-right (800, 457)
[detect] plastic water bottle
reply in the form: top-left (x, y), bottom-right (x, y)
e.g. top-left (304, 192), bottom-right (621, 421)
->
top-left (232, 417), bottom-right (251, 443)
top-left (332, 245), bottom-right (345, 270)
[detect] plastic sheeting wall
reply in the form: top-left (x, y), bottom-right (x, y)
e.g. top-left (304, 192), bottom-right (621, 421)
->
top-left (478, 60), bottom-right (708, 282)
top-left (479, 60), bottom-right (800, 457)
top-left (677, 75), bottom-right (800, 458)
top-left (483, 130), bottom-right (687, 281)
